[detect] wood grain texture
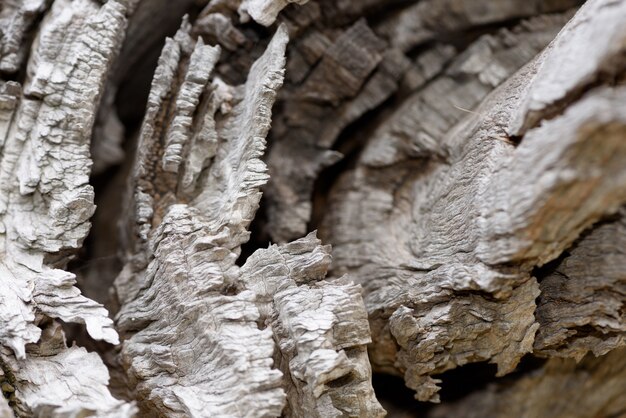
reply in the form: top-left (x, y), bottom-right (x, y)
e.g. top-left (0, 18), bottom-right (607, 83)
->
top-left (510, 0), bottom-right (626, 135)
top-left (0, 0), bottom-right (136, 414)
top-left (114, 22), bottom-right (288, 417)
top-left (321, 2), bottom-right (626, 402)
top-left (0, 0), bottom-right (49, 74)
top-left (241, 234), bottom-right (384, 417)
top-left (2, 322), bottom-right (137, 417)
top-left (321, 13), bottom-right (571, 402)
top-left (534, 211), bottom-right (626, 360)
top-left (1, 0), bottom-right (625, 415)
top-left (113, 15), bottom-right (381, 416)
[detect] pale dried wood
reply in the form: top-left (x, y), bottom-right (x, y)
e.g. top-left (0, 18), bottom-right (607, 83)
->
top-left (2, 321), bottom-right (136, 417)
top-left (0, 0), bottom-right (126, 356)
top-left (321, 13), bottom-right (571, 402)
top-left (0, 398), bottom-right (10, 418)
top-left (2, 0), bottom-right (626, 415)
top-left (478, 86), bottom-right (626, 267)
top-left (114, 22), bottom-right (286, 416)
top-left (239, 0), bottom-right (310, 26)
top-left (510, 0), bottom-right (626, 136)
top-left (0, 0), bottom-right (136, 415)
top-left (114, 10), bottom-right (382, 414)
top-left (241, 233), bottom-right (385, 417)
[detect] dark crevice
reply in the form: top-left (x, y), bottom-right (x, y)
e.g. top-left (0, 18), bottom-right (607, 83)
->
top-left (308, 92), bottom-right (398, 236)
top-left (569, 325), bottom-right (616, 343)
top-left (58, 321), bottom-right (114, 354)
top-left (434, 355), bottom-right (547, 403)
top-left (236, 196), bottom-right (272, 266)
top-left (68, 126), bottom-right (138, 314)
top-left (374, 354), bottom-right (548, 417)
top-left (365, 0), bottom-right (424, 28)
top-left (439, 15), bottom-right (539, 50)
top-left (316, 0), bottom-right (413, 28)
top-left (433, 362), bottom-right (498, 403)
top-left (327, 372), bottom-right (356, 388)
top-left (508, 353), bottom-right (549, 377)
top-left (68, 161), bottom-right (127, 300)
top-left (531, 254), bottom-right (567, 284)
top-left (515, 62), bottom-right (626, 139)
top-left (404, 39), bottom-right (442, 61)
top-left (373, 373), bottom-right (432, 418)
top-left (115, 9), bottom-right (203, 127)
top-left (307, 146), bottom-right (358, 237)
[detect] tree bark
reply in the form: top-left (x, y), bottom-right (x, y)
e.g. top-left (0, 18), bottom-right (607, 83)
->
top-left (0, 0), bottom-right (625, 417)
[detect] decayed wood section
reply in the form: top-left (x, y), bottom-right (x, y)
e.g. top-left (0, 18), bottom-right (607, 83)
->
top-left (0, 0), bottom-right (625, 417)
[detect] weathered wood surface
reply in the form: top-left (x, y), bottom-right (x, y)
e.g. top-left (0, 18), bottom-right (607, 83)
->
top-left (317, 0), bottom-right (626, 404)
top-left (0, 0), bottom-right (625, 416)
top-left (0, 0), bottom-right (49, 75)
top-left (0, 0), bottom-right (137, 415)
top-left (111, 13), bottom-right (383, 416)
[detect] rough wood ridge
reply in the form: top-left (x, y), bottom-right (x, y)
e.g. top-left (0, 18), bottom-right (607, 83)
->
top-left (0, 0), bottom-right (624, 417)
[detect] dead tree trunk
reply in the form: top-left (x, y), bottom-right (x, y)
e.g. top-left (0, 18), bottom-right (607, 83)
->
top-left (0, 0), bottom-right (625, 417)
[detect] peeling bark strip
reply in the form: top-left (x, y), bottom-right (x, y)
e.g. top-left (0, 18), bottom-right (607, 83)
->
top-left (1, 0), bottom-right (626, 416)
